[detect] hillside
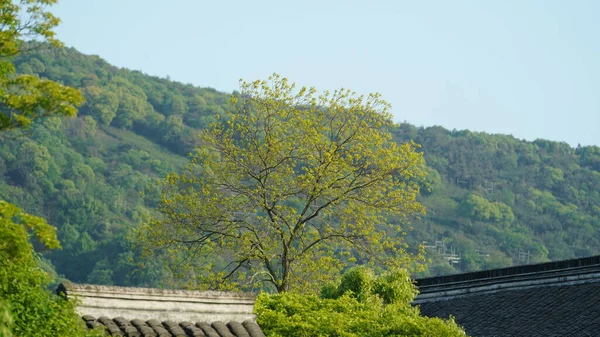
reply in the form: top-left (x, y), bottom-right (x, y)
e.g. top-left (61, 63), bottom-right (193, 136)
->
top-left (1, 43), bottom-right (599, 286)
top-left (393, 126), bottom-right (600, 275)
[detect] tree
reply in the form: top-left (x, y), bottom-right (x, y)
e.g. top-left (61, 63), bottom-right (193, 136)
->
top-left (0, 0), bottom-right (84, 133)
top-left (256, 267), bottom-right (466, 336)
top-left (141, 74), bottom-right (427, 292)
top-left (0, 200), bottom-right (100, 336)
top-left (81, 85), bottom-right (119, 125)
top-left (110, 76), bottom-right (151, 128)
top-left (0, 2), bottom-right (99, 335)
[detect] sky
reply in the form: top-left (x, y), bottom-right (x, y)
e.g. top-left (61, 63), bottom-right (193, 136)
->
top-left (52, 0), bottom-right (599, 147)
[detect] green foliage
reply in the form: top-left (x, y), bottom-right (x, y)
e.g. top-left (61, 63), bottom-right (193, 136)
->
top-left (1, 39), bottom-right (600, 288)
top-left (388, 126), bottom-right (600, 276)
top-left (141, 74), bottom-right (427, 292)
top-left (0, 74), bottom-right (84, 131)
top-left (0, 200), bottom-right (60, 261)
top-left (331, 267), bottom-right (375, 301)
top-left (0, 262), bottom-right (103, 337)
top-left (579, 145), bottom-right (600, 171)
top-left (256, 268), bottom-right (466, 337)
top-left (0, 201), bottom-right (100, 336)
top-left (81, 85), bottom-right (119, 124)
top-left (0, 3), bottom-right (138, 335)
top-left (460, 194), bottom-right (514, 225)
top-left (0, 0), bottom-right (84, 133)
top-left (0, 41), bottom-right (204, 286)
top-left (0, 300), bottom-right (12, 337)
top-left (322, 266), bottom-right (419, 305)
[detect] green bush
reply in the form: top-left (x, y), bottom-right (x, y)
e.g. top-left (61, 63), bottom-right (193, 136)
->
top-left (256, 267), bottom-right (466, 337)
top-left (0, 200), bottom-right (101, 337)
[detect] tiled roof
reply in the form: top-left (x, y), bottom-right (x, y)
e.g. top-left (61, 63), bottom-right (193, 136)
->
top-left (414, 256), bottom-right (600, 337)
top-left (58, 283), bottom-right (265, 337)
top-left (82, 315), bottom-right (265, 337)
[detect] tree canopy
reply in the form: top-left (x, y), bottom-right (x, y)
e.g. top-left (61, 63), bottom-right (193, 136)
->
top-left (0, 201), bottom-right (101, 336)
top-left (256, 267), bottom-right (466, 336)
top-left (0, 2), bottom-right (98, 335)
top-left (1, 43), bottom-right (600, 288)
top-left (141, 74), bottom-right (427, 292)
top-left (0, 0), bottom-right (83, 133)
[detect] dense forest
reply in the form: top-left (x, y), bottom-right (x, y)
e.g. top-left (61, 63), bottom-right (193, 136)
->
top-left (2, 43), bottom-right (599, 287)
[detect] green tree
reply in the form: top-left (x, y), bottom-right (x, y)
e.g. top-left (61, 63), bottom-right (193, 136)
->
top-left (110, 76), bottom-right (151, 128)
top-left (141, 74), bottom-right (427, 292)
top-left (0, 2), bottom-right (99, 335)
top-left (81, 85), bottom-right (119, 125)
top-left (0, 0), bottom-right (84, 133)
top-left (256, 267), bottom-right (466, 337)
top-left (0, 201), bottom-right (100, 336)
top-left (460, 194), bottom-right (514, 226)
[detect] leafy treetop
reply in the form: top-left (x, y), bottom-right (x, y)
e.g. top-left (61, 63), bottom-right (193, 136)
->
top-left (256, 267), bottom-right (467, 337)
top-left (141, 74), bottom-right (427, 293)
top-left (0, 0), bottom-right (84, 133)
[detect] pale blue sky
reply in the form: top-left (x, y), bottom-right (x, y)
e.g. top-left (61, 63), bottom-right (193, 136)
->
top-left (53, 0), bottom-right (599, 146)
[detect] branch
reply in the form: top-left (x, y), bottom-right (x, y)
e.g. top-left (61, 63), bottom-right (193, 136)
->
top-left (220, 258), bottom-right (249, 281)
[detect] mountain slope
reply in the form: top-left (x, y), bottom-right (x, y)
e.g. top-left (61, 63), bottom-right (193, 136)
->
top-left (1, 43), bottom-right (599, 285)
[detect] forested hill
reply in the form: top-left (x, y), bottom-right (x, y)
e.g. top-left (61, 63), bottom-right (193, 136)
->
top-left (1, 43), bottom-right (599, 286)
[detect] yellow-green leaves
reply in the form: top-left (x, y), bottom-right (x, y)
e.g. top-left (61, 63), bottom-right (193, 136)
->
top-left (256, 268), bottom-right (466, 337)
top-left (144, 74), bottom-right (427, 293)
top-left (0, 200), bottom-right (60, 263)
top-left (0, 0), bottom-right (84, 133)
top-left (0, 201), bottom-right (101, 336)
top-left (0, 3), bottom-right (103, 336)
top-left (0, 74), bottom-right (84, 130)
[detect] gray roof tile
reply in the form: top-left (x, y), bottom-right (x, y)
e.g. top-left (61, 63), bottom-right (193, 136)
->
top-left (415, 255), bottom-right (600, 337)
top-left (84, 317), bottom-right (264, 337)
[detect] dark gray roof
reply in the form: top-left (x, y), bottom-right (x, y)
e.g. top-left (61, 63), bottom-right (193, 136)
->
top-left (83, 315), bottom-right (265, 337)
top-left (414, 256), bottom-right (600, 337)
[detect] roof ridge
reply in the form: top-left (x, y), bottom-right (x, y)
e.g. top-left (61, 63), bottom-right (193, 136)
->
top-left (58, 282), bottom-right (257, 324)
top-left (413, 255), bottom-right (600, 303)
top-left (415, 255), bottom-right (600, 287)
top-left (60, 282), bottom-right (256, 300)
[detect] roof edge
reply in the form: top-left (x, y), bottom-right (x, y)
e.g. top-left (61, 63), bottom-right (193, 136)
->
top-left (414, 255), bottom-right (600, 303)
top-left (416, 255), bottom-right (600, 287)
top-left (58, 283), bottom-right (257, 323)
top-left (60, 282), bottom-right (256, 301)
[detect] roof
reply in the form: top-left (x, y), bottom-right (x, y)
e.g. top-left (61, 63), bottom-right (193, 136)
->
top-left (414, 255), bottom-right (600, 337)
top-left (58, 283), bottom-right (265, 337)
top-left (81, 315), bottom-right (264, 337)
